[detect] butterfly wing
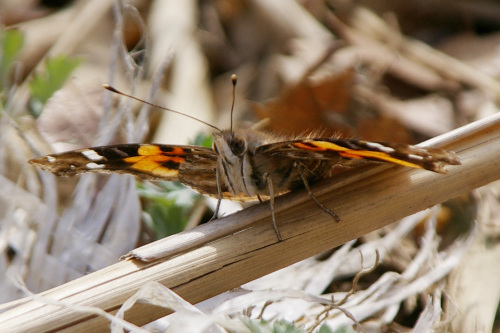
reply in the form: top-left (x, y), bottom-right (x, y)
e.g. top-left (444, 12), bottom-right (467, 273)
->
top-left (257, 138), bottom-right (461, 173)
top-left (29, 144), bottom-right (220, 195)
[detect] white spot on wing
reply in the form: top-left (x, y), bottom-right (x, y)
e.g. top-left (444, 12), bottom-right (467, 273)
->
top-left (82, 149), bottom-right (105, 161)
top-left (47, 156), bottom-right (56, 163)
top-left (364, 142), bottom-right (395, 153)
top-left (86, 163), bottom-right (105, 169)
top-left (408, 154), bottom-right (424, 160)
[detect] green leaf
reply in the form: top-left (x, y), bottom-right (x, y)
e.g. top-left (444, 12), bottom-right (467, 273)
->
top-left (191, 132), bottom-right (213, 148)
top-left (137, 181), bottom-right (202, 238)
top-left (0, 29), bottom-right (24, 92)
top-left (273, 320), bottom-right (304, 333)
top-left (29, 54), bottom-right (81, 117)
top-left (242, 318), bottom-right (273, 333)
top-left (242, 318), bottom-right (304, 333)
top-left (318, 325), bottom-right (354, 333)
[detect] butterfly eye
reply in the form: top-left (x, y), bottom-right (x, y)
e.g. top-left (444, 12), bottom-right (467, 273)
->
top-left (230, 137), bottom-right (247, 156)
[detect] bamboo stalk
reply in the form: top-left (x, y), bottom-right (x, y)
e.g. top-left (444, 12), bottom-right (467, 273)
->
top-left (1, 112), bottom-right (499, 332)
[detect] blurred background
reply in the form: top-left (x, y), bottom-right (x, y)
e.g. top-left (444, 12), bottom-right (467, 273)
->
top-left (0, 0), bottom-right (499, 331)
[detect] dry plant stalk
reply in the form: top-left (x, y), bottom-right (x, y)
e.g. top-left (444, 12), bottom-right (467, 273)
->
top-left (0, 108), bottom-right (499, 332)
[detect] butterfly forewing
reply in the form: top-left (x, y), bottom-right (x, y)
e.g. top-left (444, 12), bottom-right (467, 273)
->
top-left (28, 144), bottom-right (218, 184)
top-left (258, 138), bottom-right (461, 174)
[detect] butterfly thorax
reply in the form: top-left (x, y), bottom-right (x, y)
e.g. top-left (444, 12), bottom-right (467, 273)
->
top-left (212, 129), bottom-right (333, 198)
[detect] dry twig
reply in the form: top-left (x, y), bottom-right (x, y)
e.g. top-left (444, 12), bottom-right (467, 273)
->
top-left (0, 110), bottom-right (498, 331)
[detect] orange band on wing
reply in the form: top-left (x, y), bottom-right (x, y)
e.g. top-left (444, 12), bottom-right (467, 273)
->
top-left (163, 147), bottom-right (187, 155)
top-left (120, 145), bottom-right (187, 178)
top-left (338, 150), bottom-right (422, 168)
top-left (294, 141), bottom-right (423, 169)
top-left (294, 141), bottom-right (349, 152)
top-left (137, 145), bottom-right (163, 155)
top-left (124, 155), bottom-right (184, 164)
top-left (135, 145), bottom-right (187, 156)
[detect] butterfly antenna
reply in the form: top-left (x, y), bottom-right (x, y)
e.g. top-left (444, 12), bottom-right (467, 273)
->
top-left (230, 74), bottom-right (237, 135)
top-left (102, 84), bottom-right (221, 132)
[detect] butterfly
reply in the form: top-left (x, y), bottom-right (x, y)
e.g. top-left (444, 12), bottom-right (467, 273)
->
top-left (28, 79), bottom-right (461, 241)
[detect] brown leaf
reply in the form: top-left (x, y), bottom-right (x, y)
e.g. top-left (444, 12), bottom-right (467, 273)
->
top-left (253, 69), bottom-right (354, 137)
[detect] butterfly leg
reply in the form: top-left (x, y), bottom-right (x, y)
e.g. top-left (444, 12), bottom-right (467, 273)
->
top-left (264, 173), bottom-right (283, 241)
top-left (211, 198), bottom-right (222, 221)
top-left (296, 163), bottom-right (341, 222)
top-left (210, 167), bottom-right (224, 221)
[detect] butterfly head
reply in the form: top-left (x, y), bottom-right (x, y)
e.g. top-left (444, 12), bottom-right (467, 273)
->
top-left (213, 131), bottom-right (248, 158)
